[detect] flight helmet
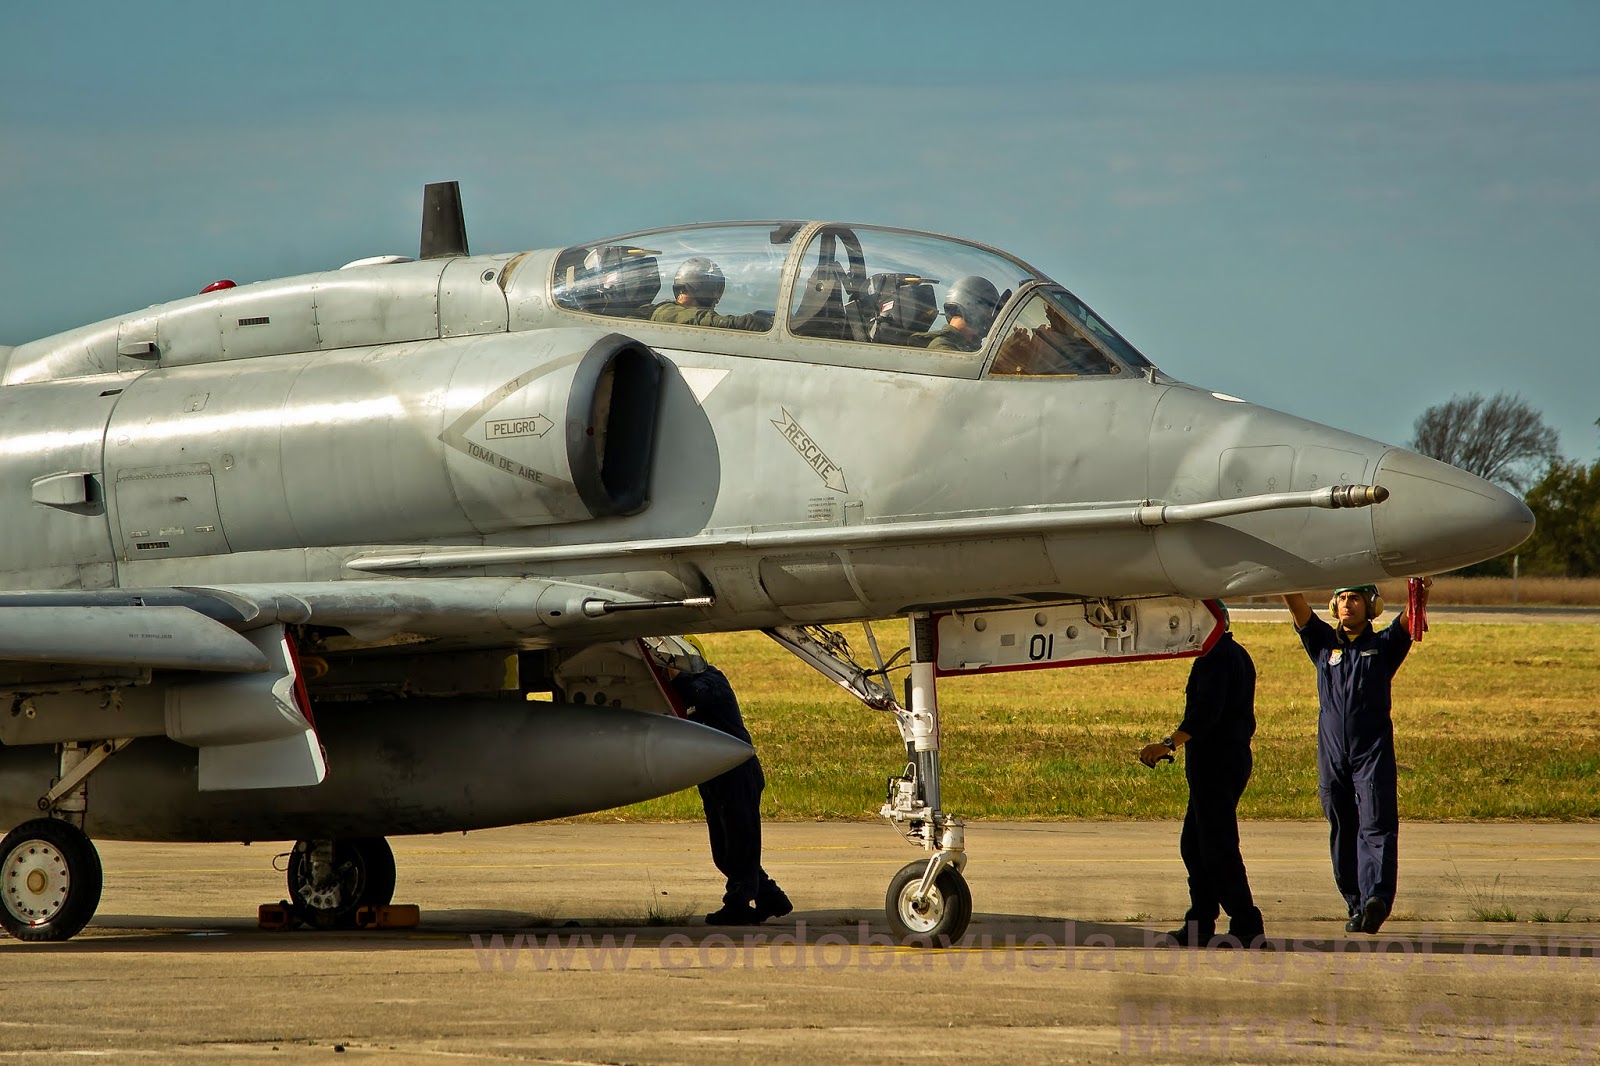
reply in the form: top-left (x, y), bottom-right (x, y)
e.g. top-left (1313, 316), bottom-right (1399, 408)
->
top-left (943, 275), bottom-right (1001, 334)
top-left (644, 635), bottom-right (709, 676)
top-left (673, 257), bottom-right (727, 305)
top-left (581, 246), bottom-right (661, 311)
top-left (1329, 585), bottom-right (1384, 619)
top-left (582, 247), bottom-right (624, 309)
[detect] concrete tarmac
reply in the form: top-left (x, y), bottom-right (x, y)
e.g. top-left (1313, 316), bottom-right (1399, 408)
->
top-left (3, 820), bottom-right (1599, 1063)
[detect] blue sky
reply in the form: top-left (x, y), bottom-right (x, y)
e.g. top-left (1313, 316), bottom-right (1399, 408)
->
top-left (3, 0), bottom-right (1597, 461)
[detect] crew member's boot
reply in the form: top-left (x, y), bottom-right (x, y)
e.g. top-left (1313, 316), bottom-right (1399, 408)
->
top-left (754, 882), bottom-right (792, 922)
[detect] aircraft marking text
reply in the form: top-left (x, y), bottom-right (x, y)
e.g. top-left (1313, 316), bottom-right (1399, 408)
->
top-left (438, 363), bottom-right (582, 494)
top-left (772, 409), bottom-right (848, 494)
top-left (485, 415), bottom-right (553, 440)
top-left (462, 440), bottom-right (555, 487)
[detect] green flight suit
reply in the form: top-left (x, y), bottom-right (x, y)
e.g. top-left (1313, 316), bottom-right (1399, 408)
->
top-left (651, 302), bottom-right (772, 332)
top-left (912, 326), bottom-right (981, 352)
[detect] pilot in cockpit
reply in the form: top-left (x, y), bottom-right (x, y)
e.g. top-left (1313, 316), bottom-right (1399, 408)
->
top-left (651, 258), bottom-right (774, 332)
top-left (913, 275), bottom-right (1001, 352)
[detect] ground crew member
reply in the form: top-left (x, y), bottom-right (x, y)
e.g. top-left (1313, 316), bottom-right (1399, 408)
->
top-left (1139, 604), bottom-right (1265, 947)
top-left (913, 275), bottom-right (1001, 351)
top-left (1282, 579), bottom-right (1429, 935)
top-left (654, 638), bottom-right (792, 926)
top-left (651, 258), bottom-right (773, 331)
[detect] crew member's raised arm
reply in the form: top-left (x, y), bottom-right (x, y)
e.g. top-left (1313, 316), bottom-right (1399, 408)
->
top-left (1282, 593), bottom-right (1312, 629)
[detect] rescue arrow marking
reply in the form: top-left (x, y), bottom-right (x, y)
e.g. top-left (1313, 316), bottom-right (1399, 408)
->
top-left (771, 408), bottom-right (848, 494)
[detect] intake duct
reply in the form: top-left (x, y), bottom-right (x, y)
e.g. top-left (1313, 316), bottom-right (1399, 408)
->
top-left (570, 333), bottom-right (663, 517)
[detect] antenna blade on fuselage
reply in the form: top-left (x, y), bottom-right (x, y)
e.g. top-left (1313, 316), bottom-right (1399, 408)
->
top-left (420, 180), bottom-right (468, 259)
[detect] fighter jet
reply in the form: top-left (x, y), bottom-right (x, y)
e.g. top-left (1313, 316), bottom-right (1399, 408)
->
top-left (0, 183), bottom-right (1531, 941)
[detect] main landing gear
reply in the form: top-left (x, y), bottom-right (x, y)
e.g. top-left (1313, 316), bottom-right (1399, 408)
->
top-left (767, 613), bottom-right (972, 943)
top-left (0, 738), bottom-right (130, 941)
top-left (285, 837), bottom-right (396, 929)
top-left (0, 817), bottom-right (102, 941)
top-left (0, 738), bottom-right (400, 939)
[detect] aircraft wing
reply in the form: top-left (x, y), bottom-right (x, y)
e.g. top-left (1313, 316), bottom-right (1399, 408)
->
top-left (0, 576), bottom-right (707, 650)
top-left (0, 576), bottom-right (706, 793)
top-left (0, 481), bottom-right (1385, 793)
top-left (0, 601), bottom-right (327, 792)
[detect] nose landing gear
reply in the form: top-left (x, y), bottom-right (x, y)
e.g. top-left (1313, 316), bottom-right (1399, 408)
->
top-left (767, 613), bottom-right (972, 944)
top-left (767, 596), bottom-right (1222, 945)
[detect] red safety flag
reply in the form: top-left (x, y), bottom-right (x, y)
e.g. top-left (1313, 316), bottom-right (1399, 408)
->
top-left (1407, 577), bottom-right (1430, 644)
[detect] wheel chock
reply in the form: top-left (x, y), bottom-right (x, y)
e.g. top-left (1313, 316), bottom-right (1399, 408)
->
top-left (258, 902), bottom-right (299, 931)
top-left (353, 904), bottom-right (420, 929)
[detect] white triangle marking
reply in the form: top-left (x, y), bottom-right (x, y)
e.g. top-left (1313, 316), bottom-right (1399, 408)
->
top-left (678, 367), bottom-right (729, 405)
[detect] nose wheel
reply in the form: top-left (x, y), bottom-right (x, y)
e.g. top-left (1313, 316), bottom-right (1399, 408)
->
top-left (887, 858), bottom-right (971, 941)
top-left (0, 818), bottom-right (103, 942)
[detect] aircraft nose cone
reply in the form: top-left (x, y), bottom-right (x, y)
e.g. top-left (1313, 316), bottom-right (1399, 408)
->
top-left (1372, 448), bottom-right (1534, 576)
top-left (643, 717), bottom-right (755, 795)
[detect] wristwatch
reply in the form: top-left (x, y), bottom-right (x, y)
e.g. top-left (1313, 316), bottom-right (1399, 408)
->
top-left (1160, 735), bottom-right (1176, 750)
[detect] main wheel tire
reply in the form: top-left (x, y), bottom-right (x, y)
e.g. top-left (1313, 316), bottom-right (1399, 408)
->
top-left (0, 818), bottom-right (103, 942)
top-left (885, 859), bottom-right (972, 943)
top-left (286, 837), bottom-right (396, 929)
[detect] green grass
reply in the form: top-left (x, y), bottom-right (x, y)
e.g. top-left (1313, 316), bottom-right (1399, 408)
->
top-left (645, 898), bottom-right (700, 926)
top-left (1446, 862), bottom-right (1519, 922)
top-left (590, 622), bottom-right (1600, 822)
top-left (1530, 907), bottom-right (1579, 923)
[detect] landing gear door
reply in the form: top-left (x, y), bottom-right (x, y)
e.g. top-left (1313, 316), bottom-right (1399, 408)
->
top-left (551, 641), bottom-right (684, 716)
top-left (933, 597), bottom-right (1224, 675)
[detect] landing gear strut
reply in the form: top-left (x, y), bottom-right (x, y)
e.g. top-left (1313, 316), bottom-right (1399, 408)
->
top-left (286, 837), bottom-right (396, 928)
top-left (0, 738), bottom-right (131, 941)
top-left (767, 612), bottom-right (972, 943)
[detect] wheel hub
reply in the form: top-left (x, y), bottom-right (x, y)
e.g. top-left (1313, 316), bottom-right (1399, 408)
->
top-left (3, 841), bottom-right (70, 925)
top-left (304, 888), bottom-right (343, 909)
top-left (896, 883), bottom-right (945, 933)
top-left (299, 875), bottom-right (349, 911)
top-left (295, 856), bottom-right (357, 912)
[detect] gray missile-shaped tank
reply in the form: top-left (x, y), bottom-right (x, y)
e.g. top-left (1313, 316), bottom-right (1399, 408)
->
top-left (0, 699), bottom-right (753, 841)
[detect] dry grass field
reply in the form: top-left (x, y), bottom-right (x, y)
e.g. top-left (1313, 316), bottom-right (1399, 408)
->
top-left (1424, 575), bottom-right (1600, 605)
top-left (602, 619), bottom-right (1600, 823)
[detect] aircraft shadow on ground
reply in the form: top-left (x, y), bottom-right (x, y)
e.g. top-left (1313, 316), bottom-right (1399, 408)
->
top-left (6, 909), bottom-right (1594, 957)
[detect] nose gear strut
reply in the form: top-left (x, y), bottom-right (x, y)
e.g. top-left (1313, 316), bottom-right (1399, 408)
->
top-left (765, 613), bottom-right (972, 943)
top-left (767, 595), bottom-right (1223, 945)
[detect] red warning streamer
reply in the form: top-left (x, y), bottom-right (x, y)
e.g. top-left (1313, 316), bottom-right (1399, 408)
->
top-left (1407, 577), bottom-right (1430, 644)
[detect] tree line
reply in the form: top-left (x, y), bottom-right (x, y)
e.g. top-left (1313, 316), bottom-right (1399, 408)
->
top-left (1409, 393), bottom-right (1597, 577)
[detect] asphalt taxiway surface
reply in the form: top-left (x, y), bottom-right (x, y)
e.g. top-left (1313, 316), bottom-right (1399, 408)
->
top-left (3, 821), bottom-right (1598, 1063)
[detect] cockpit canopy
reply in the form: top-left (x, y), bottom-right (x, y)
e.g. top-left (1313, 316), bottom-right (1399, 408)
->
top-left (552, 222), bottom-right (1155, 377)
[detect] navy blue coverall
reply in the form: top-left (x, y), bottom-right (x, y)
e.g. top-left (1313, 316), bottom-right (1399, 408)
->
top-left (1175, 630), bottom-right (1263, 938)
top-left (667, 665), bottom-right (784, 910)
top-left (1296, 614), bottom-right (1412, 916)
